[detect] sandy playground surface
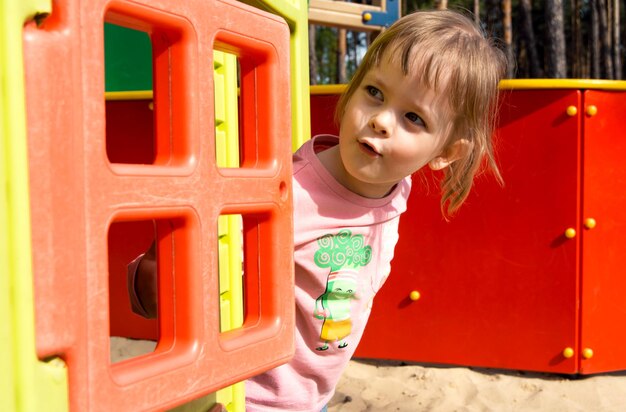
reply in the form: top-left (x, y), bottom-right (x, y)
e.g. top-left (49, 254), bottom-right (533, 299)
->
top-left (328, 359), bottom-right (626, 411)
top-left (111, 337), bottom-right (626, 411)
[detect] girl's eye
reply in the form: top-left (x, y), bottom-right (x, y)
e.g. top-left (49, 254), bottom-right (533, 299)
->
top-left (406, 112), bottom-right (425, 126)
top-left (365, 85), bottom-right (383, 100)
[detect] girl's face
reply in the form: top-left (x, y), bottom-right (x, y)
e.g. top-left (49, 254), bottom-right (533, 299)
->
top-left (333, 58), bottom-right (460, 198)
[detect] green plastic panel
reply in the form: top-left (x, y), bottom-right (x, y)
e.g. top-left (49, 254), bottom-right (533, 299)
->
top-left (104, 23), bottom-right (153, 92)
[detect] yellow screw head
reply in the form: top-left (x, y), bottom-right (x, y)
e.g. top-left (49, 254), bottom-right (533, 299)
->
top-left (363, 12), bottom-right (372, 22)
top-left (409, 290), bottom-right (421, 301)
top-left (564, 228), bottom-right (576, 239)
top-left (566, 106), bottom-right (578, 116)
top-left (562, 347), bottom-right (574, 358)
top-left (584, 218), bottom-right (597, 229)
top-left (582, 348), bottom-right (594, 359)
top-left (586, 105), bottom-right (598, 116)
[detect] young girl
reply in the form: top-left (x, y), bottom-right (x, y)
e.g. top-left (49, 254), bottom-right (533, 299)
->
top-left (128, 9), bottom-right (507, 412)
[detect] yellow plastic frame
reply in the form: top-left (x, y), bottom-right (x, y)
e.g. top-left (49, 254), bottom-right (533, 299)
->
top-left (1, 0), bottom-right (69, 411)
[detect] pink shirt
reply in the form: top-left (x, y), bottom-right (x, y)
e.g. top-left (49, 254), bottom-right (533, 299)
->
top-left (246, 135), bottom-right (411, 411)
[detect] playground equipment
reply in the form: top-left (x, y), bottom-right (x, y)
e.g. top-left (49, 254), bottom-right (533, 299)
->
top-left (15, 0), bottom-right (295, 411)
top-left (310, 80), bottom-right (626, 375)
top-left (241, 0), bottom-right (311, 152)
top-left (2, 1), bottom-right (69, 411)
top-left (20, 0), bottom-right (626, 409)
top-left (106, 44), bottom-right (247, 408)
top-left (309, 0), bottom-right (400, 30)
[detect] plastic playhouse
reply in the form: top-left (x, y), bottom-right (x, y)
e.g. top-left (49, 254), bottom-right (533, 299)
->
top-left (310, 80), bottom-right (626, 376)
top-left (6, 0), bottom-right (297, 410)
top-left (5, 0), bottom-right (626, 411)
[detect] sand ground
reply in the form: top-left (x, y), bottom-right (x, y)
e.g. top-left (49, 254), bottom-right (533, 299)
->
top-left (329, 359), bottom-right (626, 411)
top-left (111, 337), bottom-right (626, 411)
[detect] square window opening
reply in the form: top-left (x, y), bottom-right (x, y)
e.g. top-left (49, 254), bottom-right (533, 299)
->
top-left (213, 51), bottom-right (242, 169)
top-left (217, 214), bottom-right (245, 333)
top-left (108, 216), bottom-right (199, 368)
top-left (104, 9), bottom-right (195, 169)
top-left (104, 23), bottom-right (156, 165)
top-left (108, 219), bottom-right (159, 363)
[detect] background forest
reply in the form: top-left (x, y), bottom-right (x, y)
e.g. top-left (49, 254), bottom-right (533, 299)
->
top-left (309, 0), bottom-right (625, 83)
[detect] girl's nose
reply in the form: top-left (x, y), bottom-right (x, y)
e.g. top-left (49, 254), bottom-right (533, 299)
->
top-left (369, 111), bottom-right (392, 136)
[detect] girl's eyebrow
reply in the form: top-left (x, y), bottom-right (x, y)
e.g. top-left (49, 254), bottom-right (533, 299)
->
top-left (364, 71), bottom-right (386, 87)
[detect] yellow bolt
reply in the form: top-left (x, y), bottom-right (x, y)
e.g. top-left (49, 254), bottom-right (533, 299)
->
top-left (363, 12), bottom-right (372, 22)
top-left (564, 228), bottom-right (576, 239)
top-left (566, 106), bottom-right (578, 116)
top-left (563, 347), bottom-right (575, 359)
top-left (409, 290), bottom-right (421, 301)
top-left (586, 105), bottom-right (598, 116)
top-left (582, 348), bottom-right (594, 359)
top-left (584, 218), bottom-right (597, 230)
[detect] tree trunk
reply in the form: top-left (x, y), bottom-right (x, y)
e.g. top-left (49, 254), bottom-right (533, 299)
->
top-left (613, 0), bottom-right (622, 79)
top-left (570, 0), bottom-right (583, 77)
top-left (545, 0), bottom-right (567, 78)
top-left (309, 24), bottom-right (318, 85)
top-left (518, 0), bottom-right (542, 77)
top-left (596, 0), bottom-right (613, 78)
top-left (486, 0), bottom-right (503, 39)
top-left (589, 0), bottom-right (601, 78)
top-left (473, 0), bottom-right (480, 25)
top-left (337, 28), bottom-right (347, 84)
top-left (403, 0), bottom-right (419, 15)
top-left (502, 0), bottom-right (515, 78)
top-left (346, 31), bottom-right (359, 81)
top-left (435, 0), bottom-right (448, 9)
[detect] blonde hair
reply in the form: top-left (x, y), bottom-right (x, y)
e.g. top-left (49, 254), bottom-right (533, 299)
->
top-left (335, 10), bottom-right (507, 217)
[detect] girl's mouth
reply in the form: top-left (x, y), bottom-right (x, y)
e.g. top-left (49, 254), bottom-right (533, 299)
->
top-left (359, 141), bottom-right (380, 157)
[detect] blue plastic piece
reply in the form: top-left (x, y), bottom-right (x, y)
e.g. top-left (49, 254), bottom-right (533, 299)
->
top-left (362, 0), bottom-right (399, 28)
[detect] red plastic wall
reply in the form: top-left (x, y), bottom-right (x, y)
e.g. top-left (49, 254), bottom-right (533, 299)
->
top-left (580, 90), bottom-right (626, 374)
top-left (311, 87), bottom-right (626, 375)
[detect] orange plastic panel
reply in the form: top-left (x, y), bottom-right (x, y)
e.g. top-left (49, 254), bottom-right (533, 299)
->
top-left (24, 0), bottom-right (293, 410)
top-left (580, 90), bottom-right (626, 374)
top-left (353, 90), bottom-right (582, 374)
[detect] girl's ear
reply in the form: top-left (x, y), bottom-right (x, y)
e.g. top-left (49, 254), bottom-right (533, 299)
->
top-left (428, 139), bottom-right (471, 171)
